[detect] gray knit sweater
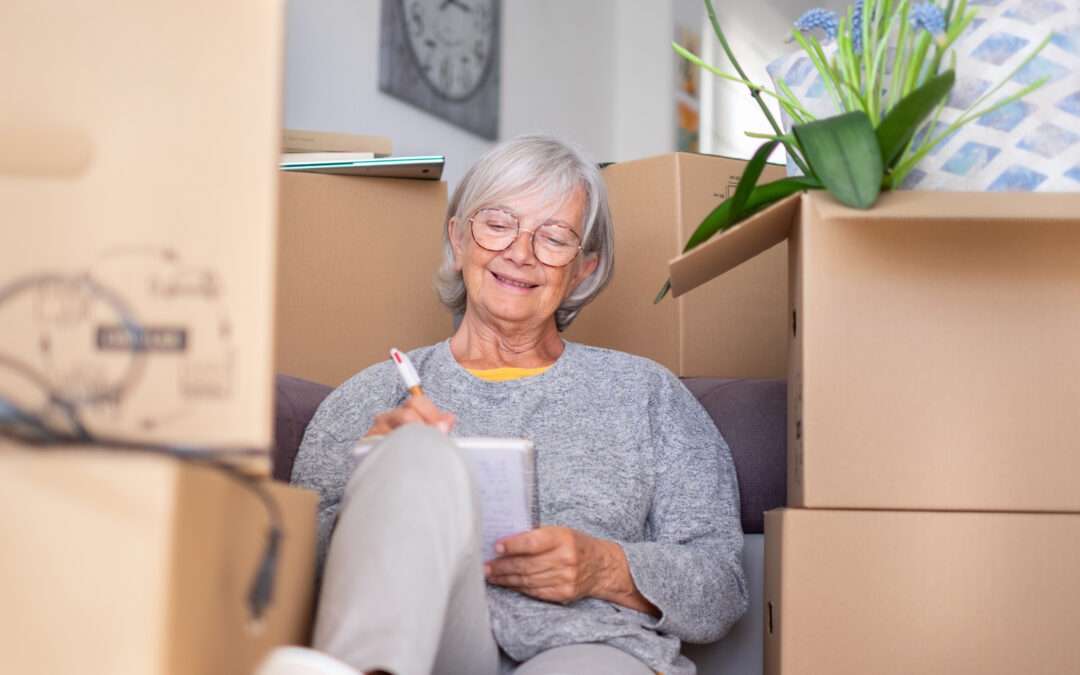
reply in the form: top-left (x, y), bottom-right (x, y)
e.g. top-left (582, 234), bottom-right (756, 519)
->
top-left (291, 340), bottom-right (748, 675)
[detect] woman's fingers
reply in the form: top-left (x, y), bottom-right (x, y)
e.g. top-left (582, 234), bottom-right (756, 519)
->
top-left (364, 394), bottom-right (455, 436)
top-left (496, 527), bottom-right (563, 556)
top-left (485, 561), bottom-right (582, 604)
top-left (486, 554), bottom-right (560, 579)
top-left (484, 526), bottom-right (607, 604)
top-left (487, 567), bottom-right (566, 591)
top-left (404, 394), bottom-right (456, 432)
top-left (367, 408), bottom-right (422, 435)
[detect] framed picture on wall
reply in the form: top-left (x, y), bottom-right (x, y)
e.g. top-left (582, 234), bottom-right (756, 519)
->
top-left (378, 0), bottom-right (501, 140)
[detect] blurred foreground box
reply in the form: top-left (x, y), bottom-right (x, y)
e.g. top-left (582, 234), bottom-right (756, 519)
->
top-left (765, 508), bottom-right (1080, 675)
top-left (564, 152), bottom-right (789, 378)
top-left (0, 0), bottom-right (285, 470)
top-left (0, 448), bottom-right (317, 675)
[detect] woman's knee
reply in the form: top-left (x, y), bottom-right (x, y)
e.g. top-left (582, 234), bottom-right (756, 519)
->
top-left (344, 423), bottom-right (471, 503)
top-left (512, 644), bottom-right (654, 675)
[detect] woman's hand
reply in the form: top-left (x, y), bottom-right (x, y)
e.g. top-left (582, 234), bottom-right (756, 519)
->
top-left (484, 526), bottom-right (659, 616)
top-left (365, 393), bottom-right (456, 436)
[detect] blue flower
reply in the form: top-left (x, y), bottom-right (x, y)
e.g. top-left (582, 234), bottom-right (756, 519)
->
top-left (851, 0), bottom-right (864, 53)
top-left (910, 2), bottom-right (946, 35)
top-left (794, 8), bottom-right (840, 41)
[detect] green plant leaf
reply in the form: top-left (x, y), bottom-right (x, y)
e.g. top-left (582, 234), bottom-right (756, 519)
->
top-left (729, 140), bottom-right (779, 223)
top-left (793, 112), bottom-right (883, 209)
top-left (654, 175), bottom-right (821, 303)
top-left (877, 70), bottom-right (955, 168)
top-left (684, 175), bottom-right (819, 252)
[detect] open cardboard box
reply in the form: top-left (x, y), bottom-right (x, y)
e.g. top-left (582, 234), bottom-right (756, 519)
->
top-left (275, 172), bottom-right (452, 387)
top-left (564, 153), bottom-right (789, 378)
top-left (670, 190), bottom-right (1080, 511)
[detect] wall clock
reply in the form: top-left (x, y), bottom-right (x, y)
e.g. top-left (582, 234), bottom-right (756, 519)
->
top-left (379, 0), bottom-right (501, 140)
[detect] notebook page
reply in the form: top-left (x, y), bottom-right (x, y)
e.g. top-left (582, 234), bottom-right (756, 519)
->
top-left (455, 438), bottom-right (535, 562)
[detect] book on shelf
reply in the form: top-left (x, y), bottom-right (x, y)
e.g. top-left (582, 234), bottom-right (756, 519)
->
top-left (282, 128), bottom-right (392, 156)
top-left (282, 151), bottom-right (376, 163)
top-left (354, 436), bottom-right (538, 560)
top-left (280, 155), bottom-right (444, 180)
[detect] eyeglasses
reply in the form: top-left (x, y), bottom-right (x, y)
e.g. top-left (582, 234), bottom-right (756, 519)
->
top-left (468, 207), bottom-right (583, 268)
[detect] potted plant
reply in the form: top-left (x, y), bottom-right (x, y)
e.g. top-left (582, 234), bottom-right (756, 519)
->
top-left (656, 0), bottom-right (1051, 302)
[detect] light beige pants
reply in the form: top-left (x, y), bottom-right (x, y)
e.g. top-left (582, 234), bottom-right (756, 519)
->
top-left (312, 424), bottom-right (654, 675)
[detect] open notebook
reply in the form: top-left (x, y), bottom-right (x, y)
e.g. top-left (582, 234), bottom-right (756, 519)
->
top-left (355, 436), bottom-right (538, 561)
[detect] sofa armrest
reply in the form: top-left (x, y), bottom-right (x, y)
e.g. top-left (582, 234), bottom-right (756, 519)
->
top-left (273, 374), bottom-right (334, 482)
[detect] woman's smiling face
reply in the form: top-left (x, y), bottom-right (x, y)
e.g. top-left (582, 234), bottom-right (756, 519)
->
top-left (450, 186), bottom-right (596, 331)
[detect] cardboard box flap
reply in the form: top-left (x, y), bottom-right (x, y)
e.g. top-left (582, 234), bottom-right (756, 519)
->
top-left (810, 188), bottom-right (1080, 222)
top-left (668, 193), bottom-right (801, 297)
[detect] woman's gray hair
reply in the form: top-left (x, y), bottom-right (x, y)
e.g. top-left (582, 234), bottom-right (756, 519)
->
top-left (434, 134), bottom-right (615, 331)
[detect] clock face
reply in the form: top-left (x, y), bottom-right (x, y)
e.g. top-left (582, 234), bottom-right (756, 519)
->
top-left (403, 0), bottom-right (496, 101)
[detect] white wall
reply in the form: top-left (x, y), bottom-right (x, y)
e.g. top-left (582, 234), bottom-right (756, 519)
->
top-left (284, 0), bottom-right (495, 190)
top-left (283, 1), bottom-right (865, 184)
top-left (611, 2), bottom-right (675, 163)
top-left (283, 0), bottom-right (679, 192)
top-left (499, 1), bottom-right (617, 164)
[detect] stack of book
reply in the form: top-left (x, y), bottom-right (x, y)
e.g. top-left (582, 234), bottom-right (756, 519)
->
top-left (281, 128), bottom-right (443, 180)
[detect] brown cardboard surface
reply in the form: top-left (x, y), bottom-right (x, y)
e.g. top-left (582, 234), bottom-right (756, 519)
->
top-left (563, 153), bottom-right (788, 378)
top-left (672, 190), bottom-right (1080, 511)
top-left (0, 448), bottom-right (317, 675)
top-left (669, 193), bottom-right (799, 297)
top-left (0, 1), bottom-right (284, 462)
top-left (765, 508), bottom-right (1080, 675)
top-left (275, 172), bottom-right (452, 386)
top-left (282, 129), bottom-right (392, 155)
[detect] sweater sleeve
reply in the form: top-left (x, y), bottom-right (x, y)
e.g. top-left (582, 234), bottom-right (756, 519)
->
top-left (289, 361), bottom-right (404, 572)
top-left (618, 370), bottom-right (749, 643)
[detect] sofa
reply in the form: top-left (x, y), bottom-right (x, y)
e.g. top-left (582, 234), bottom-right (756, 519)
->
top-left (272, 373), bottom-right (787, 675)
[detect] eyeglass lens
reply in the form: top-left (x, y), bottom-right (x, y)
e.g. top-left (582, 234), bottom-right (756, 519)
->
top-left (471, 209), bottom-right (581, 267)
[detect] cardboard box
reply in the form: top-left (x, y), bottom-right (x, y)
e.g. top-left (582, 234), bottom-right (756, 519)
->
top-left (563, 153), bottom-right (788, 378)
top-left (764, 508), bottom-right (1080, 675)
top-left (671, 191), bottom-right (1080, 511)
top-left (0, 1), bottom-right (284, 464)
top-left (0, 448), bottom-right (317, 675)
top-left (276, 171), bottom-right (452, 386)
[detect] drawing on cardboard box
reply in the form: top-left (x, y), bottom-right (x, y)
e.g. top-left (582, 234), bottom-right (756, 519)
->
top-left (0, 247), bottom-right (236, 442)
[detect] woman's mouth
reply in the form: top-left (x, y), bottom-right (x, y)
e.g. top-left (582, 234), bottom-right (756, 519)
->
top-left (490, 270), bottom-right (539, 290)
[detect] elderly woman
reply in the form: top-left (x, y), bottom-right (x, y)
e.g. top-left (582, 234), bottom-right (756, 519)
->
top-left (272, 135), bottom-right (747, 675)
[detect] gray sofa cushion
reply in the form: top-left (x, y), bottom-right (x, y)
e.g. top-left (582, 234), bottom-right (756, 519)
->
top-left (681, 378), bottom-right (787, 535)
top-left (273, 374), bottom-right (335, 482)
top-left (272, 374), bottom-right (787, 534)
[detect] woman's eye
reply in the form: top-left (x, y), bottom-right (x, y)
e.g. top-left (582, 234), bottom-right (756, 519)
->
top-left (486, 222), bottom-right (512, 232)
top-left (540, 235), bottom-right (570, 247)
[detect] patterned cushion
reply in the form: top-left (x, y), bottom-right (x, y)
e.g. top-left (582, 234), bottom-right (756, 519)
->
top-left (766, 0), bottom-right (1080, 191)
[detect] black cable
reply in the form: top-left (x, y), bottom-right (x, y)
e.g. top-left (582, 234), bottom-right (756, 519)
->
top-left (0, 273), bottom-right (148, 407)
top-left (0, 414), bottom-right (285, 621)
top-left (0, 272), bottom-right (283, 621)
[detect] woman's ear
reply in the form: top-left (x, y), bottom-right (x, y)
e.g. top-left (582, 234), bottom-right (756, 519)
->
top-left (571, 253), bottom-right (599, 291)
top-left (447, 217), bottom-right (465, 271)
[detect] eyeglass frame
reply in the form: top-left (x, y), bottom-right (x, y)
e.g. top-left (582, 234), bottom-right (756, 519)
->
top-left (466, 206), bottom-right (585, 268)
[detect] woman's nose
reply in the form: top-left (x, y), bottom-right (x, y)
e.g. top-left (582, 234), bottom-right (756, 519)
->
top-left (503, 228), bottom-right (538, 265)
